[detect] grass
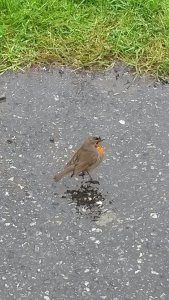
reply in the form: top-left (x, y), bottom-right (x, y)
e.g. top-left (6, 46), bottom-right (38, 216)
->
top-left (0, 0), bottom-right (169, 78)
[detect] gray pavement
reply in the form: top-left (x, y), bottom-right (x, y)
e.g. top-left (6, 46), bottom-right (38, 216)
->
top-left (0, 66), bottom-right (169, 300)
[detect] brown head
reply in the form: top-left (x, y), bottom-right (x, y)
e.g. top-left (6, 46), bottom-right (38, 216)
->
top-left (84, 136), bottom-right (104, 147)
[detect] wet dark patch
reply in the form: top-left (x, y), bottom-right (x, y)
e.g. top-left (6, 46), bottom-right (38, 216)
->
top-left (66, 184), bottom-right (105, 221)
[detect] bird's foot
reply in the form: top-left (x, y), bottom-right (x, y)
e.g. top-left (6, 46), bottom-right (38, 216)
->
top-left (79, 172), bottom-right (86, 178)
top-left (86, 180), bottom-right (100, 185)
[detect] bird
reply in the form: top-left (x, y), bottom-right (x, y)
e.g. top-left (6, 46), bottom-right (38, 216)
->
top-left (54, 136), bottom-right (105, 182)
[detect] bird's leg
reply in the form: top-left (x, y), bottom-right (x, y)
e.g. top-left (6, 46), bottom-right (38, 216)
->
top-left (87, 171), bottom-right (93, 181)
top-left (79, 171), bottom-right (85, 178)
top-left (86, 172), bottom-right (99, 185)
top-left (71, 169), bottom-right (75, 177)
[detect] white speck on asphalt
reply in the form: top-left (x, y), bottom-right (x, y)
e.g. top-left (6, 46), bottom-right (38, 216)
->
top-left (18, 184), bottom-right (24, 189)
top-left (8, 177), bottom-right (14, 181)
top-left (119, 119), bottom-right (125, 125)
top-left (44, 296), bottom-right (50, 300)
top-left (151, 269), bottom-right (159, 275)
top-left (150, 213), bottom-right (158, 218)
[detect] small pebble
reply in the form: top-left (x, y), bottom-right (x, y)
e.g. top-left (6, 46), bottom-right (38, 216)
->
top-left (49, 137), bottom-right (54, 143)
top-left (119, 120), bottom-right (125, 125)
top-left (0, 94), bottom-right (6, 102)
top-left (6, 139), bottom-right (13, 144)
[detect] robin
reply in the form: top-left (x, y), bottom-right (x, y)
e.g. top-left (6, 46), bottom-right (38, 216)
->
top-left (54, 136), bottom-right (105, 182)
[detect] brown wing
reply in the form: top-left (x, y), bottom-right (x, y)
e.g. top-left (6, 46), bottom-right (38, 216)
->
top-left (74, 151), bottom-right (98, 172)
top-left (65, 146), bottom-right (98, 170)
top-left (65, 148), bottom-right (81, 168)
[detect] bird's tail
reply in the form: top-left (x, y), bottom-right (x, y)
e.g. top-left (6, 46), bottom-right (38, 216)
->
top-left (53, 165), bottom-right (74, 182)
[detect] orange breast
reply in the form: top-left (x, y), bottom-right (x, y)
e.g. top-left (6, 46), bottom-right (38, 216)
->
top-left (96, 144), bottom-right (105, 156)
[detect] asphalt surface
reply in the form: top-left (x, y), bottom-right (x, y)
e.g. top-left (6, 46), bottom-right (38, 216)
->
top-left (0, 66), bottom-right (169, 300)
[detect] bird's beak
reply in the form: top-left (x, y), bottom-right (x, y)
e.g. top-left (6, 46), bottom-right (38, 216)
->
top-left (98, 137), bottom-right (104, 142)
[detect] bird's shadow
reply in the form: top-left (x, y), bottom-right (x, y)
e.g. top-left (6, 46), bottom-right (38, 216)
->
top-left (66, 183), bottom-right (105, 221)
